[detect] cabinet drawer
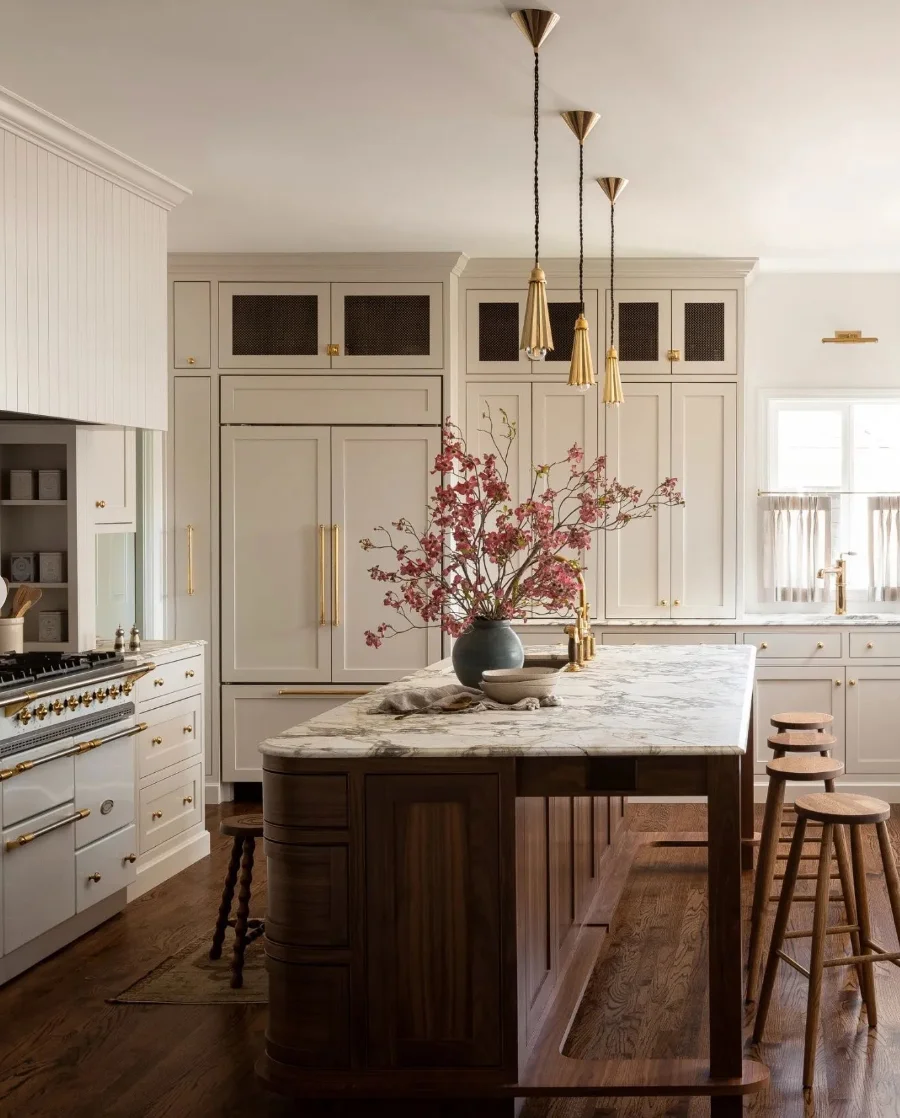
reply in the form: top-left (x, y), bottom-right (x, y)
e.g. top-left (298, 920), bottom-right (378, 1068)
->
top-left (265, 960), bottom-right (350, 1067)
top-left (264, 773), bottom-right (348, 829)
top-left (137, 695), bottom-right (203, 780)
top-left (138, 763), bottom-right (202, 853)
top-left (2, 802), bottom-right (78, 953)
top-left (744, 632), bottom-right (841, 659)
top-left (849, 633), bottom-right (900, 658)
top-left (266, 843), bottom-right (349, 945)
top-left (76, 824), bottom-right (137, 912)
top-left (135, 654), bottom-right (203, 706)
top-left (220, 374), bottom-right (442, 425)
top-left (602, 632), bottom-right (737, 645)
top-left (75, 736), bottom-right (135, 847)
top-left (2, 738), bottom-right (74, 827)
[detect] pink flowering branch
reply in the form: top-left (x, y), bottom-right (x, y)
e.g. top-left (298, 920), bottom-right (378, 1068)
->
top-left (360, 410), bottom-right (683, 647)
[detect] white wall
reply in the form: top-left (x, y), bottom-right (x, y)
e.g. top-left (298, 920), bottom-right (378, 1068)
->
top-left (744, 272), bottom-right (900, 611)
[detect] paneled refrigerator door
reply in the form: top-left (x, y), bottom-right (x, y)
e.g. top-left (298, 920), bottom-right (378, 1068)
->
top-left (670, 383), bottom-right (737, 618)
top-left (221, 426), bottom-right (332, 682)
top-left (218, 282), bottom-right (331, 368)
top-left (604, 384), bottom-right (672, 618)
top-left (330, 283), bottom-right (443, 369)
top-left (330, 427), bottom-right (442, 683)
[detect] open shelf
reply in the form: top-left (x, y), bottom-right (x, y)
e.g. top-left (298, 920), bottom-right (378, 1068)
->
top-left (23, 642), bottom-right (70, 653)
top-left (1, 499), bottom-right (67, 506)
top-left (6, 582), bottom-right (69, 589)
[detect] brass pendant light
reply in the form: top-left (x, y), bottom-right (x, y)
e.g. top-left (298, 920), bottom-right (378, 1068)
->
top-left (561, 111), bottom-right (600, 392)
top-left (512, 9), bottom-right (560, 361)
top-left (597, 176), bottom-right (628, 405)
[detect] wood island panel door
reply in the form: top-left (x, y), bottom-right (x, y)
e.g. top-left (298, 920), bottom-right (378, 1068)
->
top-left (365, 774), bottom-right (503, 1068)
top-left (605, 384), bottom-right (672, 618)
top-left (670, 383), bottom-right (737, 619)
top-left (330, 427), bottom-right (442, 683)
top-left (221, 426), bottom-right (331, 682)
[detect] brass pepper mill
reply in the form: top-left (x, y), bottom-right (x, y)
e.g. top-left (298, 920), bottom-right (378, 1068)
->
top-left (113, 624), bottom-right (125, 654)
top-left (128, 624), bottom-right (141, 653)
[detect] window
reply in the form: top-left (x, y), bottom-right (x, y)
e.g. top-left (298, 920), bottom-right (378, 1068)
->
top-left (766, 397), bottom-right (900, 597)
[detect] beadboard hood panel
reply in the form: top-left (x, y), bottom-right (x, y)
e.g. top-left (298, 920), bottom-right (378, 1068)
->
top-left (0, 86), bottom-right (189, 429)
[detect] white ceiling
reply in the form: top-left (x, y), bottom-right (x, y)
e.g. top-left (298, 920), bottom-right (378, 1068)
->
top-left (3, 0), bottom-right (900, 265)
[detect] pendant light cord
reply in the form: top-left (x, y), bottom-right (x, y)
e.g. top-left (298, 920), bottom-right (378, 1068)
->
top-left (609, 202), bottom-right (616, 345)
top-left (578, 141), bottom-right (584, 314)
top-left (533, 50), bottom-right (540, 266)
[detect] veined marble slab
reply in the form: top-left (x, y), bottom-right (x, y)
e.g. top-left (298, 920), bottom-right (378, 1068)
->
top-left (516, 615), bottom-right (900, 629)
top-left (260, 643), bottom-right (755, 760)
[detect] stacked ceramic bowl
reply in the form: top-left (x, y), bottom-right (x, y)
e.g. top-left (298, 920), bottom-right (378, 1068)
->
top-left (480, 667), bottom-right (560, 704)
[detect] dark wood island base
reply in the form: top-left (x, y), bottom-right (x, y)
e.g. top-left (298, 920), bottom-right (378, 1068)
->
top-left (258, 748), bottom-right (768, 1114)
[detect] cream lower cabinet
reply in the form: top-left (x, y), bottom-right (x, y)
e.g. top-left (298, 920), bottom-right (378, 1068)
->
top-left (605, 383), bottom-right (736, 619)
top-left (77, 426), bottom-right (137, 532)
top-left (753, 667), bottom-right (845, 775)
top-left (845, 668), bottom-right (900, 774)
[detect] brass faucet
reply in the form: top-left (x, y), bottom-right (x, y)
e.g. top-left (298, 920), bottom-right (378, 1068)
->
top-left (565, 569), bottom-right (595, 670)
top-left (817, 552), bottom-right (855, 615)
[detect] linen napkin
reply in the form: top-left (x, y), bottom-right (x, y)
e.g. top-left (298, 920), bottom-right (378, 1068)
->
top-left (371, 683), bottom-right (562, 717)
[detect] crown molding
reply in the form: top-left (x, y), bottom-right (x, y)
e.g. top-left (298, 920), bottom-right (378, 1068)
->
top-left (0, 85), bottom-right (190, 210)
top-left (167, 251), bottom-right (470, 279)
top-left (461, 256), bottom-right (758, 281)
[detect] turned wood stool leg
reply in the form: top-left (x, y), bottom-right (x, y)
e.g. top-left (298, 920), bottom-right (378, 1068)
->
top-left (230, 836), bottom-right (256, 989)
top-left (210, 835), bottom-right (242, 961)
top-left (850, 824), bottom-right (878, 1027)
top-left (803, 822), bottom-right (834, 1088)
top-left (747, 771), bottom-right (785, 1001)
top-left (753, 817), bottom-right (808, 1045)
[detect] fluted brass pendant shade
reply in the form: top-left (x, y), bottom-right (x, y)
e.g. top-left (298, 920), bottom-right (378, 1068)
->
top-left (603, 346), bottom-right (625, 404)
top-left (522, 265), bottom-right (553, 357)
top-left (568, 314), bottom-right (594, 389)
top-left (598, 176), bottom-right (629, 405)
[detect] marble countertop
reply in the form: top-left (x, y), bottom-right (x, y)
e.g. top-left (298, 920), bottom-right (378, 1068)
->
top-left (94, 638), bottom-right (206, 667)
top-left (260, 643), bottom-right (755, 760)
top-left (520, 614), bottom-right (900, 628)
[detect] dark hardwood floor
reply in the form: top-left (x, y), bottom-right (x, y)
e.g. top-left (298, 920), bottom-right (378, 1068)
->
top-left (2, 803), bottom-right (900, 1117)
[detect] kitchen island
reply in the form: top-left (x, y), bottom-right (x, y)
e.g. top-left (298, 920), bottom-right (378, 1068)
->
top-left (258, 643), bottom-right (767, 1115)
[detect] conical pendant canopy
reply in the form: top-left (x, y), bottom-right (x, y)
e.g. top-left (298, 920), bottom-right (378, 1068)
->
top-left (511, 9), bottom-right (560, 50)
top-left (568, 315), bottom-right (595, 390)
top-left (521, 265), bottom-right (554, 359)
top-left (561, 111), bottom-right (600, 143)
top-left (597, 176), bottom-right (628, 204)
top-left (603, 346), bottom-right (625, 405)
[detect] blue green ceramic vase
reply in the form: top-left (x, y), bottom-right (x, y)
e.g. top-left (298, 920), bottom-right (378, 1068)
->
top-left (451, 618), bottom-right (525, 688)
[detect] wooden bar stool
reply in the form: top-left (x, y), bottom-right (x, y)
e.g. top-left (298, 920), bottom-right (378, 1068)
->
top-left (753, 793), bottom-right (900, 1088)
top-left (209, 814), bottom-right (265, 988)
top-left (770, 711), bottom-right (834, 734)
top-left (746, 754), bottom-right (854, 1001)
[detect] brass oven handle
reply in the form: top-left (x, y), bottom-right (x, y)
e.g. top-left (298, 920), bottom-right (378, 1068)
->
top-left (0, 723), bottom-right (146, 781)
top-left (277, 688), bottom-right (370, 697)
top-left (187, 524), bottom-right (195, 596)
top-left (6, 808), bottom-right (90, 851)
top-left (332, 523), bottom-right (340, 627)
top-left (318, 524), bottom-right (326, 626)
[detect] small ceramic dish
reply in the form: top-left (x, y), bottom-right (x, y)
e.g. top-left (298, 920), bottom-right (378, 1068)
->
top-left (480, 666), bottom-right (560, 704)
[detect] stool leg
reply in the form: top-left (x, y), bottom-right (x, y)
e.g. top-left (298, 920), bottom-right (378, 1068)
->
top-left (832, 824), bottom-right (863, 990)
top-left (746, 774), bottom-right (785, 1002)
top-left (803, 822), bottom-right (834, 1088)
top-left (230, 836), bottom-right (255, 989)
top-left (850, 825), bottom-right (878, 1028)
top-left (209, 836), bottom-right (242, 961)
top-left (875, 822), bottom-right (900, 948)
top-left (753, 817), bottom-right (807, 1045)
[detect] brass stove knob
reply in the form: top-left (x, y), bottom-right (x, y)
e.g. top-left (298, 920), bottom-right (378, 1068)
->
top-left (82, 692), bottom-right (94, 707)
top-left (34, 704), bottom-right (48, 721)
top-left (122, 681), bottom-right (133, 696)
top-left (52, 699), bottom-right (65, 715)
top-left (66, 695), bottom-right (79, 710)
top-left (109, 684), bottom-right (120, 699)
top-left (17, 708), bottom-right (32, 725)
top-left (96, 689), bottom-right (107, 704)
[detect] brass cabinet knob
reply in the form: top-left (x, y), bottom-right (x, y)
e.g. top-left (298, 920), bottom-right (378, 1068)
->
top-left (87, 872), bottom-right (102, 883)
top-left (151, 810), bottom-right (163, 820)
top-left (183, 725), bottom-right (193, 734)
top-left (667, 348), bottom-right (681, 361)
top-left (95, 499), bottom-right (106, 508)
top-left (673, 599), bottom-right (681, 607)
top-left (154, 678), bottom-right (164, 687)
top-left (835, 679), bottom-right (842, 686)
top-left (849, 679), bottom-right (857, 686)
top-left (816, 642), bottom-right (824, 649)
top-left (186, 356), bottom-right (196, 365)
top-left (151, 736), bottom-right (163, 746)
top-left (124, 853), bottom-right (137, 864)
top-left (660, 599), bottom-right (668, 607)
top-left (326, 343), bottom-right (340, 357)
top-left (760, 642), bottom-right (768, 649)
top-left (867, 641), bottom-right (875, 649)
top-left (183, 795), bottom-right (193, 805)
top-left (185, 669), bottom-right (195, 678)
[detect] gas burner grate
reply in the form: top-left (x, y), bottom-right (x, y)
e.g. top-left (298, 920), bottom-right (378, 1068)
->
top-left (0, 650), bottom-right (125, 696)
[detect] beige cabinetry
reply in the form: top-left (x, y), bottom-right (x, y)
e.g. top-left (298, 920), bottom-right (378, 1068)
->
top-left (172, 281), bottom-right (211, 369)
top-left (609, 289), bottom-right (737, 377)
top-left (753, 666), bottom-right (845, 775)
top-left (77, 426), bottom-right (136, 532)
top-left (845, 667), bottom-right (900, 775)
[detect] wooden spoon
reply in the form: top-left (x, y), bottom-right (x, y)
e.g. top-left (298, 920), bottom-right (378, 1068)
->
top-left (11, 585), bottom-right (28, 617)
top-left (14, 586), bottom-right (42, 617)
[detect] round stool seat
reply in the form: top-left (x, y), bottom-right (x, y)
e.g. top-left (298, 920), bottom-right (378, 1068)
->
top-left (219, 814), bottom-right (264, 838)
top-left (771, 711), bottom-right (834, 732)
top-left (765, 755), bottom-right (844, 781)
top-left (768, 730), bottom-right (837, 753)
top-left (795, 792), bottom-right (890, 825)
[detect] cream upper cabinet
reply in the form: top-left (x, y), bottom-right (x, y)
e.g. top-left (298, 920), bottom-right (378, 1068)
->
top-left (670, 383), bottom-right (736, 618)
top-left (218, 282), bottom-right (331, 368)
top-left (465, 289), bottom-right (599, 376)
top-left (330, 282), bottom-right (443, 369)
top-left (172, 281), bottom-right (211, 369)
top-left (609, 290), bottom-right (672, 376)
top-left (845, 667), bottom-right (900, 775)
top-left (671, 291), bottom-right (737, 376)
top-left (464, 381), bottom-right (533, 505)
top-left (331, 427), bottom-right (442, 683)
top-left (753, 668), bottom-right (846, 775)
top-left (605, 385), bottom-right (672, 618)
top-left (221, 426), bottom-right (332, 682)
top-left (77, 426), bottom-right (136, 531)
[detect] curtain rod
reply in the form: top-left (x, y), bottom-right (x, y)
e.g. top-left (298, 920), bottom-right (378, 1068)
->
top-left (758, 489), bottom-right (900, 497)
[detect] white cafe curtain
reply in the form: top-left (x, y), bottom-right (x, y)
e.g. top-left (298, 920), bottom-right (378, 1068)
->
top-left (869, 496), bottom-right (900, 601)
top-left (761, 495), bottom-right (833, 603)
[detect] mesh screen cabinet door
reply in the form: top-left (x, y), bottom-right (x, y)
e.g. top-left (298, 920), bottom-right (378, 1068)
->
top-left (218, 283), bottom-right (331, 368)
top-left (672, 291), bottom-right (737, 375)
top-left (607, 290), bottom-right (672, 375)
top-left (331, 283), bottom-right (443, 369)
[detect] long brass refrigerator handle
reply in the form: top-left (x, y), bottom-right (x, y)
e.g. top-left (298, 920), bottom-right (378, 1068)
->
top-left (186, 524), bottom-right (195, 596)
top-left (332, 524), bottom-right (340, 627)
top-left (318, 525), bottom-right (327, 626)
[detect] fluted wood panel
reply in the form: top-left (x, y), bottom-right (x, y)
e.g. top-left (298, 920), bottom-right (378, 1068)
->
top-left (0, 127), bottom-right (169, 428)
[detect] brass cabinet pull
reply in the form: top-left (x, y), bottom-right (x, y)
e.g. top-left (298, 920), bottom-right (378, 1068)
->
top-left (667, 349), bottom-right (681, 362)
top-left (835, 679), bottom-right (842, 686)
top-left (186, 524), bottom-right (195, 596)
top-left (151, 736), bottom-right (163, 746)
top-left (185, 669), bottom-right (195, 678)
top-left (87, 872), bottom-right (102, 883)
top-left (659, 599), bottom-right (668, 607)
top-left (183, 725), bottom-right (193, 734)
top-left (817, 642), bottom-right (825, 649)
top-left (673, 599), bottom-right (681, 607)
top-left (5, 807), bottom-right (89, 851)
top-left (124, 853), bottom-right (137, 864)
top-left (186, 356), bottom-right (196, 365)
top-left (867, 641), bottom-right (875, 649)
top-left (849, 679), bottom-right (857, 686)
top-left (151, 810), bottom-right (163, 820)
top-left (183, 795), bottom-right (193, 805)
top-left (277, 688), bottom-right (370, 697)
top-left (760, 642), bottom-right (768, 650)
top-left (154, 678), bottom-right (164, 687)
top-left (95, 499), bottom-right (106, 509)
top-left (318, 524), bottom-right (327, 626)
top-left (332, 523), bottom-right (340, 627)
top-left (326, 343), bottom-right (340, 357)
